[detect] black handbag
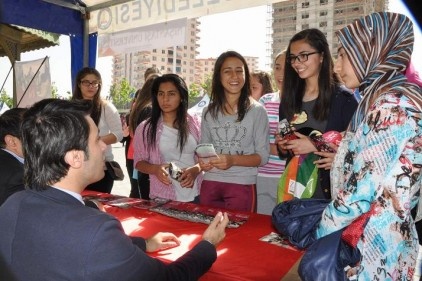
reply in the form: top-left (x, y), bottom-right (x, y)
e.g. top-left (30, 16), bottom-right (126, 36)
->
top-left (105, 161), bottom-right (125, 181)
top-left (272, 198), bottom-right (361, 280)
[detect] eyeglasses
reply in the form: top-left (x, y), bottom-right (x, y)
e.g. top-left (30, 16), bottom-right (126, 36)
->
top-left (80, 80), bottom-right (100, 88)
top-left (288, 52), bottom-right (321, 64)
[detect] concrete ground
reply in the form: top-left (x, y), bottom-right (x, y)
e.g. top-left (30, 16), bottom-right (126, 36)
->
top-left (109, 143), bottom-right (131, 197)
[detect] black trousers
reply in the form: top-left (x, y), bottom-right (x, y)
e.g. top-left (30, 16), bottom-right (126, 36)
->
top-left (85, 170), bottom-right (114, 193)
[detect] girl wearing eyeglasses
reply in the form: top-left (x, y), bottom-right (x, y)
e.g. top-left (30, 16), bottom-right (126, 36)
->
top-left (276, 29), bottom-right (358, 200)
top-left (72, 67), bottom-right (123, 194)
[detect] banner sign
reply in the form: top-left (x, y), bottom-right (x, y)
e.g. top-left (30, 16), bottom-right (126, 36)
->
top-left (90, 0), bottom-right (284, 34)
top-left (14, 57), bottom-right (51, 108)
top-left (98, 18), bottom-right (186, 57)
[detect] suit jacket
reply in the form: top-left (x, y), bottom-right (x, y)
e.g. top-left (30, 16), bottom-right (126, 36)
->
top-left (0, 149), bottom-right (25, 206)
top-left (0, 188), bottom-right (216, 281)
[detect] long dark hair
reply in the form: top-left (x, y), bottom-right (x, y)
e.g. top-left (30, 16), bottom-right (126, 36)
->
top-left (281, 29), bottom-right (340, 121)
top-left (143, 74), bottom-right (190, 154)
top-left (129, 74), bottom-right (159, 135)
top-left (72, 67), bottom-right (103, 125)
top-left (22, 99), bottom-right (92, 191)
top-left (205, 50), bottom-right (251, 122)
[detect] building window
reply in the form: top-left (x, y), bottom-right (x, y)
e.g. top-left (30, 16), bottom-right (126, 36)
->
top-left (320, 10), bottom-right (327, 16)
top-left (302, 2), bottom-right (309, 8)
top-left (319, 21), bottom-right (327, 27)
top-left (302, 24), bottom-right (309, 29)
top-left (302, 13), bottom-right (309, 19)
top-left (320, 0), bottom-right (328, 5)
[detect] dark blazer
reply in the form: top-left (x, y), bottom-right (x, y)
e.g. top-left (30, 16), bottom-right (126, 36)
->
top-left (0, 188), bottom-right (216, 281)
top-left (0, 149), bottom-right (25, 206)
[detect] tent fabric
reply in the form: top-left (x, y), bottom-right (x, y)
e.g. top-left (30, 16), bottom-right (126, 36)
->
top-left (0, 0), bottom-right (84, 36)
top-left (70, 32), bottom-right (97, 90)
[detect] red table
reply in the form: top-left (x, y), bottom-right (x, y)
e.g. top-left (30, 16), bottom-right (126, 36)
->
top-left (83, 191), bottom-right (302, 281)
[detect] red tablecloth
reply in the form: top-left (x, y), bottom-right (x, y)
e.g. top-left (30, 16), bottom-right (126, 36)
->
top-left (83, 191), bottom-right (303, 281)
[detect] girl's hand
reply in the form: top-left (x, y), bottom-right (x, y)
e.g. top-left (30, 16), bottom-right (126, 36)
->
top-left (284, 132), bottom-right (317, 155)
top-left (314, 143), bottom-right (338, 170)
top-left (209, 154), bottom-right (233, 170)
top-left (154, 164), bottom-right (171, 185)
top-left (179, 166), bottom-right (199, 188)
top-left (199, 158), bottom-right (217, 172)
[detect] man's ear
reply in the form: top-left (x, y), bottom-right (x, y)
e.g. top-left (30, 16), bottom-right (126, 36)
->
top-left (4, 135), bottom-right (17, 149)
top-left (64, 150), bottom-right (84, 169)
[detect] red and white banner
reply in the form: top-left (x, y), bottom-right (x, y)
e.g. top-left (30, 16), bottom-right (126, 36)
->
top-left (14, 57), bottom-right (51, 108)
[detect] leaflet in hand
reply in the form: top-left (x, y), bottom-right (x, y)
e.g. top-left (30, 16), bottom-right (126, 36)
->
top-left (195, 143), bottom-right (218, 162)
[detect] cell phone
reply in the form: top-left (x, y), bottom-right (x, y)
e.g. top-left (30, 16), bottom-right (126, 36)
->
top-left (278, 119), bottom-right (298, 141)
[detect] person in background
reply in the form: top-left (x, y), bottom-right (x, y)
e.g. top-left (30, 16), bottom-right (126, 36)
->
top-left (144, 66), bottom-right (161, 81)
top-left (405, 61), bottom-right (422, 87)
top-left (276, 28), bottom-right (358, 199)
top-left (0, 108), bottom-right (27, 206)
top-left (250, 70), bottom-right (274, 101)
top-left (199, 50), bottom-right (270, 212)
top-left (124, 67), bottom-right (161, 199)
top-left (316, 12), bottom-right (421, 279)
top-left (72, 67), bottom-right (123, 194)
top-left (134, 74), bottom-right (202, 202)
top-left (0, 98), bottom-right (229, 280)
top-left (127, 74), bottom-right (160, 199)
top-left (256, 51), bottom-right (287, 215)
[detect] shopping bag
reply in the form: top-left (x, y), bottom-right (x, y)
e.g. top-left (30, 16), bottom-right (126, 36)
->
top-left (277, 153), bottom-right (318, 203)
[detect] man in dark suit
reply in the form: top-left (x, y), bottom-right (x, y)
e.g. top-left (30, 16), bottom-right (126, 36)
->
top-left (0, 99), bottom-right (229, 281)
top-left (0, 108), bottom-right (27, 206)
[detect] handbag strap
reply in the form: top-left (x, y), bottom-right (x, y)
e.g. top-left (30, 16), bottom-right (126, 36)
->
top-left (341, 203), bottom-right (376, 247)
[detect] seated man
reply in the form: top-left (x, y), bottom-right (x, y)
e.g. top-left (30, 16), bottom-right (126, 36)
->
top-left (0, 108), bottom-right (27, 206)
top-left (0, 99), bottom-right (229, 281)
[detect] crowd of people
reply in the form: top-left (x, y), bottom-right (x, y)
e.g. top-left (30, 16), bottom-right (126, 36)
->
top-left (0, 10), bottom-right (421, 281)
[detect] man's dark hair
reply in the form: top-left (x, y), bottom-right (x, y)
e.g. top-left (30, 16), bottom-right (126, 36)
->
top-left (0, 108), bottom-right (27, 148)
top-left (21, 99), bottom-right (92, 190)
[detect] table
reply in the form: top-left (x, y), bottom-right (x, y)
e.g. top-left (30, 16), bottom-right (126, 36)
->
top-left (83, 191), bottom-right (303, 281)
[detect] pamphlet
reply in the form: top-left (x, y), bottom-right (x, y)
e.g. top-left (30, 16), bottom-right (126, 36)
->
top-left (259, 232), bottom-right (299, 251)
top-left (150, 201), bottom-right (249, 228)
top-left (195, 143), bottom-right (218, 162)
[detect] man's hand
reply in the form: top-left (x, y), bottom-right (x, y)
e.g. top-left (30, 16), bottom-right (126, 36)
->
top-left (145, 232), bottom-right (181, 252)
top-left (202, 212), bottom-right (229, 247)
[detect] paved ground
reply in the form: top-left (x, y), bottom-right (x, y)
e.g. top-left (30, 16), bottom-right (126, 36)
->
top-left (109, 143), bottom-right (131, 197)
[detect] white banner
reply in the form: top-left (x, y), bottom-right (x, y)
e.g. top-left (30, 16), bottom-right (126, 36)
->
top-left (90, 0), bottom-right (285, 34)
top-left (0, 101), bottom-right (10, 115)
top-left (98, 18), bottom-right (186, 57)
top-left (188, 93), bottom-right (209, 121)
top-left (14, 57), bottom-right (51, 108)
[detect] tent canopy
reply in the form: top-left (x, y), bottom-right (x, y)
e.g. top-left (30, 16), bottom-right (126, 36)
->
top-left (0, 24), bottom-right (60, 63)
top-left (0, 0), bottom-right (133, 36)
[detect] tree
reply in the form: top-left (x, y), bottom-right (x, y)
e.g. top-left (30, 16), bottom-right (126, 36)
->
top-left (109, 79), bottom-right (136, 110)
top-left (188, 74), bottom-right (212, 106)
top-left (51, 82), bottom-right (58, 99)
top-left (201, 74), bottom-right (212, 96)
top-left (0, 89), bottom-right (13, 108)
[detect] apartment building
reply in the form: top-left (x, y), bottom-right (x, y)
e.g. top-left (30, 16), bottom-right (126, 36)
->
top-left (112, 18), bottom-right (200, 90)
top-left (270, 0), bottom-right (388, 65)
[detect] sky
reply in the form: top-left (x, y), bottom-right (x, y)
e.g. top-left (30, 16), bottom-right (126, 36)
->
top-left (0, 1), bottom-right (420, 97)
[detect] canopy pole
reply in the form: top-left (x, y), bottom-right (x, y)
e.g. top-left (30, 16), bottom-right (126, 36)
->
top-left (83, 11), bottom-right (90, 67)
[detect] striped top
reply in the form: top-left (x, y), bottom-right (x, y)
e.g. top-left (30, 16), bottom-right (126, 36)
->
top-left (258, 92), bottom-right (286, 177)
